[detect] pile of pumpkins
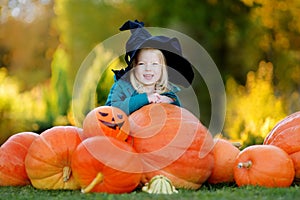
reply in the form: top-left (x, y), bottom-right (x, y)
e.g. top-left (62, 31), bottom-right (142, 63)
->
top-left (0, 103), bottom-right (299, 194)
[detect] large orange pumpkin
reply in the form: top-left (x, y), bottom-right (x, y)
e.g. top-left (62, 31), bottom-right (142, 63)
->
top-left (82, 106), bottom-right (130, 141)
top-left (207, 138), bottom-right (240, 184)
top-left (71, 136), bottom-right (142, 194)
top-left (233, 145), bottom-right (295, 187)
top-left (129, 103), bottom-right (214, 190)
top-left (263, 111), bottom-right (300, 181)
top-left (0, 132), bottom-right (39, 186)
top-left (25, 126), bottom-right (82, 190)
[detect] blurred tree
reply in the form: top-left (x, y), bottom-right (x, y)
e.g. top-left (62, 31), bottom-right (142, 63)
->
top-left (239, 0), bottom-right (300, 113)
top-left (43, 46), bottom-right (71, 126)
top-left (224, 61), bottom-right (286, 147)
top-left (53, 0), bottom-right (140, 93)
top-left (223, 0), bottom-right (300, 147)
top-left (0, 67), bottom-right (47, 144)
top-left (0, 0), bottom-right (58, 90)
top-left (71, 45), bottom-right (120, 126)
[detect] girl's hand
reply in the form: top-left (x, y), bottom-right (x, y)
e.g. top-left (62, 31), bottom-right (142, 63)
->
top-left (147, 93), bottom-right (160, 103)
top-left (148, 93), bottom-right (174, 104)
top-left (156, 95), bottom-right (174, 104)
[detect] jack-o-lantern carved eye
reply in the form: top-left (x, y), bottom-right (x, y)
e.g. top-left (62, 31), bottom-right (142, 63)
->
top-left (99, 111), bottom-right (108, 117)
top-left (117, 114), bottom-right (123, 119)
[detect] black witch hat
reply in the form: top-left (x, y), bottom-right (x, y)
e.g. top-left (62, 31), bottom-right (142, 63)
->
top-left (113, 20), bottom-right (194, 87)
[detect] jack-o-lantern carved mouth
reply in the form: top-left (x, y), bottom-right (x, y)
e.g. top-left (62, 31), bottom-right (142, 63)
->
top-left (99, 120), bottom-right (124, 130)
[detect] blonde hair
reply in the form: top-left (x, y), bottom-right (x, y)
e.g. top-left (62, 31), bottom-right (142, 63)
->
top-left (130, 48), bottom-right (169, 93)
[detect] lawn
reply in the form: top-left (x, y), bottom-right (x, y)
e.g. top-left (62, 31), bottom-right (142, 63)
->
top-left (1, 183), bottom-right (300, 200)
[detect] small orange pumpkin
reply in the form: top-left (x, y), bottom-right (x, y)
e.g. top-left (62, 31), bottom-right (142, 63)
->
top-left (71, 136), bottom-right (142, 194)
top-left (129, 103), bottom-right (214, 190)
top-left (207, 138), bottom-right (240, 184)
top-left (25, 126), bottom-right (82, 190)
top-left (263, 111), bottom-right (300, 181)
top-left (82, 106), bottom-right (130, 141)
top-left (0, 132), bottom-right (39, 186)
top-left (233, 145), bottom-right (295, 187)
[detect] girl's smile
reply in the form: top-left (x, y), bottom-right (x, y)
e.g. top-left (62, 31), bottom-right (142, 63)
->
top-left (143, 73), bottom-right (154, 80)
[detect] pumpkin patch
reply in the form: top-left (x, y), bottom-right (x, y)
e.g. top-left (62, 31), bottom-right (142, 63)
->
top-left (25, 126), bottom-right (82, 190)
top-left (129, 103), bottom-right (214, 190)
top-left (3, 104), bottom-right (300, 194)
top-left (0, 132), bottom-right (39, 186)
top-left (82, 106), bottom-right (130, 141)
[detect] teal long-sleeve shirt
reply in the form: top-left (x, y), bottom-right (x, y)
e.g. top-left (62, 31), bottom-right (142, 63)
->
top-left (105, 77), bottom-right (181, 115)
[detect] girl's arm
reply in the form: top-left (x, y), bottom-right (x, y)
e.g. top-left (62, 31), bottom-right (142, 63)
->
top-left (105, 81), bottom-right (149, 115)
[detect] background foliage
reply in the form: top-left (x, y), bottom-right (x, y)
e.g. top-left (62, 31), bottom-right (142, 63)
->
top-left (0, 0), bottom-right (299, 146)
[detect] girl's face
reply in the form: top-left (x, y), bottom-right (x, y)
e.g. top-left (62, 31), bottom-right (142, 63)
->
top-left (134, 49), bottom-right (163, 86)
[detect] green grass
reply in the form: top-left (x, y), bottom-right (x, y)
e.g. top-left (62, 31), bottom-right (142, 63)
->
top-left (1, 184), bottom-right (300, 200)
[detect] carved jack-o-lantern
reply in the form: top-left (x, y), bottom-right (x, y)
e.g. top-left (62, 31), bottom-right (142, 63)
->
top-left (82, 106), bottom-right (130, 141)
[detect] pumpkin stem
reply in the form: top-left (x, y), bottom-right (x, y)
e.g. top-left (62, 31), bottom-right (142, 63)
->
top-left (238, 161), bottom-right (252, 169)
top-left (231, 142), bottom-right (242, 149)
top-left (81, 172), bottom-right (103, 193)
top-left (63, 166), bottom-right (71, 182)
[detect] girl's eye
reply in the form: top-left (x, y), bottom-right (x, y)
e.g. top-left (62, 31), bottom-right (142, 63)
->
top-left (138, 62), bottom-right (145, 66)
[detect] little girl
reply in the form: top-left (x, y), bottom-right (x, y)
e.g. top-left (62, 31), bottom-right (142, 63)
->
top-left (105, 20), bottom-right (194, 115)
top-left (105, 47), bottom-right (181, 115)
